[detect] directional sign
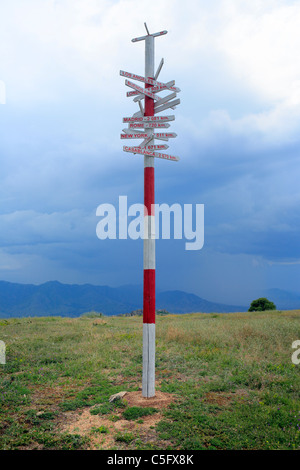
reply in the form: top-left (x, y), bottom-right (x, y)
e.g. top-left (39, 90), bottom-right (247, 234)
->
top-left (122, 128), bottom-right (152, 135)
top-left (123, 145), bottom-right (168, 153)
top-left (131, 30), bottom-right (167, 42)
top-left (133, 110), bottom-right (144, 118)
top-left (120, 70), bottom-right (180, 93)
top-left (153, 135), bottom-right (169, 141)
top-left (129, 83), bottom-right (180, 98)
top-left (123, 146), bottom-right (156, 157)
top-left (155, 58), bottom-right (164, 80)
top-left (146, 144), bottom-right (169, 150)
top-left (154, 132), bottom-right (177, 139)
top-left (153, 152), bottom-right (179, 162)
top-left (120, 70), bottom-right (147, 83)
top-left (123, 146), bottom-right (179, 162)
top-left (154, 99), bottom-right (180, 114)
top-left (130, 81), bottom-right (180, 99)
top-left (128, 122), bottom-right (170, 129)
top-left (125, 80), bottom-right (162, 101)
top-left (123, 115), bottom-right (175, 123)
top-left (140, 135), bottom-right (154, 147)
top-left (152, 31), bottom-right (168, 38)
top-left (154, 92), bottom-right (176, 108)
top-left (138, 100), bottom-right (144, 116)
top-left (121, 133), bottom-right (149, 139)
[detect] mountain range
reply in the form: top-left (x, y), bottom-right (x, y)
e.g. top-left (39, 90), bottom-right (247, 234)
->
top-left (0, 280), bottom-right (246, 317)
top-left (262, 288), bottom-right (300, 311)
top-left (0, 281), bottom-right (299, 318)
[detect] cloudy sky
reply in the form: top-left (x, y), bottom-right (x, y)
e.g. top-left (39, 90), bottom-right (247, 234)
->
top-left (1, 0), bottom-right (300, 306)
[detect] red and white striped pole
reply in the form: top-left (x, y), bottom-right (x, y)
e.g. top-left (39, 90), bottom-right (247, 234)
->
top-left (120, 26), bottom-right (179, 397)
top-left (143, 34), bottom-right (156, 398)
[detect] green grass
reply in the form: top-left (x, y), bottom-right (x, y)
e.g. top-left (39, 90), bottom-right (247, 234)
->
top-left (0, 310), bottom-right (299, 449)
top-left (115, 431), bottom-right (135, 443)
top-left (123, 406), bottom-right (158, 420)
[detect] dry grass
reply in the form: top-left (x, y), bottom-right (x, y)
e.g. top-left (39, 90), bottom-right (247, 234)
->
top-left (1, 309), bottom-right (299, 450)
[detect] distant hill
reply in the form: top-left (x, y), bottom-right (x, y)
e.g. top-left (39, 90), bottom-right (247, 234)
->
top-left (262, 288), bottom-right (300, 310)
top-left (156, 290), bottom-right (244, 314)
top-left (0, 280), bottom-right (246, 318)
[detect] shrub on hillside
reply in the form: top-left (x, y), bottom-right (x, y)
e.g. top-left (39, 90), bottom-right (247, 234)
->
top-left (248, 298), bottom-right (276, 312)
top-left (80, 311), bottom-right (104, 318)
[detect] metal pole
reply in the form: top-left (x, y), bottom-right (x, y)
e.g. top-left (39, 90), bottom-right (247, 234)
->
top-left (142, 34), bottom-right (156, 398)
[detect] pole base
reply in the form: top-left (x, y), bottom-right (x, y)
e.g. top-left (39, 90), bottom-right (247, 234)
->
top-left (142, 323), bottom-right (155, 397)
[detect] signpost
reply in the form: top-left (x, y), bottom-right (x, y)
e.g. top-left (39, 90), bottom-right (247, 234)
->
top-left (120, 23), bottom-right (181, 398)
top-left (122, 115), bottom-right (175, 122)
top-left (128, 123), bottom-right (170, 129)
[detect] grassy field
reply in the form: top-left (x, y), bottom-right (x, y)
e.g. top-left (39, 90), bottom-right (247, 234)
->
top-left (0, 310), bottom-right (299, 450)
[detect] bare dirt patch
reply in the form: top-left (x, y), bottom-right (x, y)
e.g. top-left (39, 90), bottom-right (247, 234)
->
top-left (59, 390), bottom-right (176, 450)
top-left (124, 390), bottom-right (175, 408)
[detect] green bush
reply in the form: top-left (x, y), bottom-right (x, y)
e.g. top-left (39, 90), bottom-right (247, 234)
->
top-left (80, 311), bottom-right (104, 318)
top-left (248, 298), bottom-right (276, 312)
top-left (90, 403), bottom-right (113, 415)
top-left (115, 432), bottom-right (135, 443)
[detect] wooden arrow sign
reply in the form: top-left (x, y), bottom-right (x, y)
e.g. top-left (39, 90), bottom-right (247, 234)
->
top-left (120, 70), bottom-right (180, 93)
top-left (123, 146), bottom-right (179, 161)
top-left (154, 152), bottom-right (179, 162)
top-left (154, 132), bottom-right (177, 139)
top-left (121, 133), bottom-right (149, 139)
top-left (131, 81), bottom-right (180, 99)
top-left (131, 30), bottom-right (168, 42)
top-left (154, 99), bottom-right (180, 114)
top-left (154, 92), bottom-right (177, 108)
top-left (122, 127), bottom-right (153, 135)
top-left (128, 122), bottom-right (170, 129)
top-left (123, 146), bottom-right (156, 156)
top-left (146, 144), bottom-right (169, 150)
top-left (125, 80), bottom-right (162, 101)
top-left (123, 115), bottom-right (175, 123)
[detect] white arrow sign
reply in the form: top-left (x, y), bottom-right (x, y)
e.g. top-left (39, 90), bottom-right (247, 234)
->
top-left (154, 132), bottom-right (177, 139)
top-left (121, 133), bottom-right (149, 139)
top-left (130, 81), bottom-right (180, 99)
top-left (123, 115), bottom-right (175, 123)
top-left (140, 135), bottom-right (154, 147)
top-left (131, 30), bottom-right (168, 43)
top-left (154, 99), bottom-right (180, 114)
top-left (154, 152), bottom-right (179, 162)
top-left (128, 122), bottom-right (170, 129)
top-left (155, 58), bottom-right (164, 80)
top-left (154, 92), bottom-right (177, 109)
top-left (123, 146), bottom-right (179, 162)
top-left (125, 79), bottom-right (162, 101)
top-left (146, 144), bottom-right (169, 150)
top-left (120, 70), bottom-right (147, 83)
top-left (120, 70), bottom-right (180, 93)
top-left (122, 127), bottom-right (153, 135)
top-left (123, 146), bottom-right (156, 156)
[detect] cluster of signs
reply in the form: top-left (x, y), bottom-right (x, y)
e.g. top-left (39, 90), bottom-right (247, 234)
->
top-left (120, 69), bottom-right (181, 162)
